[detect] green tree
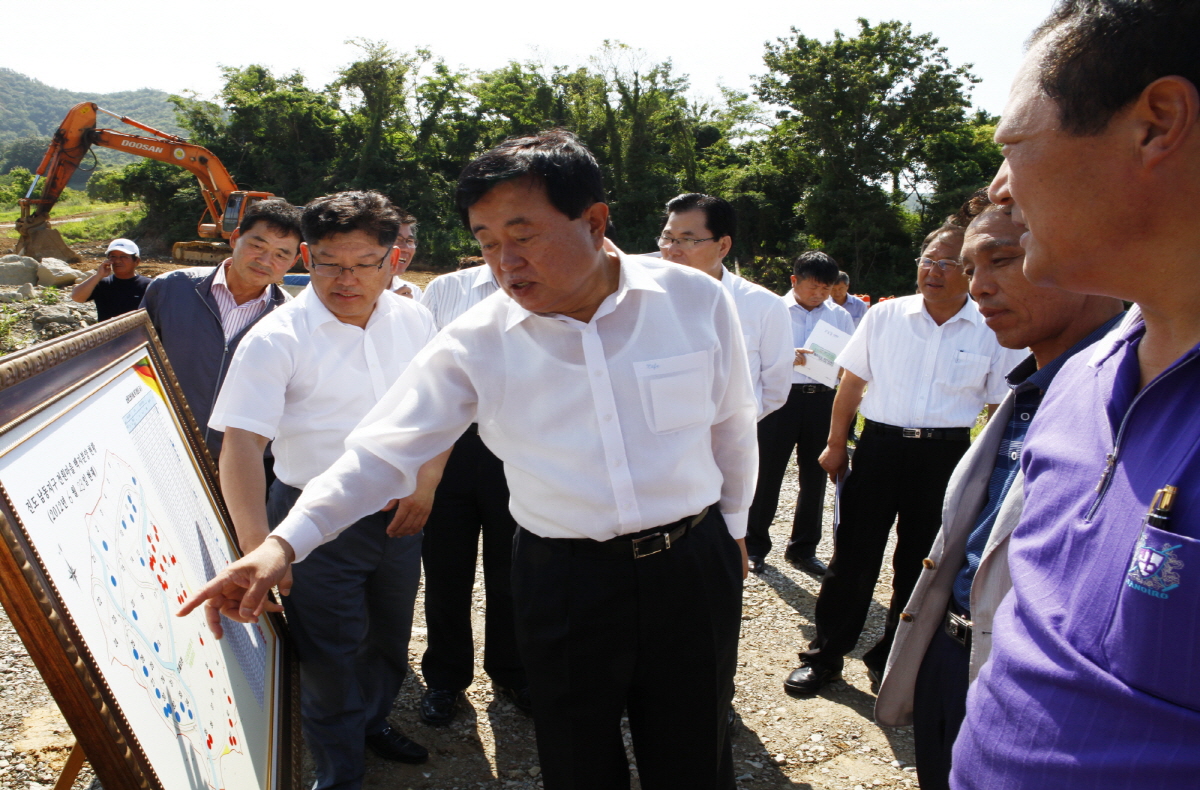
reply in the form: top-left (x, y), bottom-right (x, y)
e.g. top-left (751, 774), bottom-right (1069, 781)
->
top-left (756, 19), bottom-right (978, 293)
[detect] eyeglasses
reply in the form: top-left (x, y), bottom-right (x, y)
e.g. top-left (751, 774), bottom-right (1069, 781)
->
top-left (309, 252), bottom-right (390, 278)
top-left (657, 235), bottom-right (715, 248)
top-left (916, 257), bottom-right (964, 271)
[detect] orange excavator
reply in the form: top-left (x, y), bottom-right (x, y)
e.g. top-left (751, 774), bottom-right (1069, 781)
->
top-left (15, 101), bottom-right (274, 264)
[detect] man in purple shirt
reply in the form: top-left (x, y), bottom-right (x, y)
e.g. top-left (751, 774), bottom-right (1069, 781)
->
top-left (952, 2), bottom-right (1200, 787)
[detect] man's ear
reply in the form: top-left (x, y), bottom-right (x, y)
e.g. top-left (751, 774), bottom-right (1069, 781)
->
top-left (299, 242), bottom-right (311, 268)
top-left (1136, 75), bottom-right (1200, 170)
top-left (229, 228), bottom-right (241, 246)
top-left (584, 201), bottom-right (610, 247)
top-left (717, 235), bottom-right (733, 259)
top-left (389, 246), bottom-right (403, 275)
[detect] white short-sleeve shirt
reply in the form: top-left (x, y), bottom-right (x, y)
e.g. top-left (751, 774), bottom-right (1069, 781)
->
top-left (835, 295), bottom-right (1023, 428)
top-left (209, 288), bottom-right (438, 487)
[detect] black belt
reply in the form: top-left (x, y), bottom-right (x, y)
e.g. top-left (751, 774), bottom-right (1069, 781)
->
top-left (538, 506), bottom-right (711, 559)
top-left (863, 419), bottom-right (971, 441)
top-left (793, 383), bottom-right (834, 394)
top-left (944, 608), bottom-right (973, 650)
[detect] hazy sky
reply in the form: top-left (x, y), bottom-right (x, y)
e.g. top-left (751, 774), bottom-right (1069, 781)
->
top-left (6, 0), bottom-right (1054, 117)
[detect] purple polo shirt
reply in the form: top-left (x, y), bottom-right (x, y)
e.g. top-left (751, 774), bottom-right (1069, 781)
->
top-left (951, 309), bottom-right (1200, 789)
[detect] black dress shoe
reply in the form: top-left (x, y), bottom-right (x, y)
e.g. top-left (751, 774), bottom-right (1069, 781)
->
top-left (420, 687), bottom-right (463, 726)
top-left (748, 554), bottom-right (766, 574)
top-left (783, 663), bottom-right (841, 697)
top-left (365, 725), bottom-right (428, 764)
top-left (495, 684), bottom-right (533, 715)
top-left (865, 664), bottom-right (884, 693)
top-left (788, 555), bottom-right (828, 577)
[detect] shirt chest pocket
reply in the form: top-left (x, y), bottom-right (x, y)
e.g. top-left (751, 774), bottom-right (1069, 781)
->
top-left (1101, 523), bottom-right (1200, 712)
top-left (634, 350), bottom-right (714, 434)
top-left (948, 349), bottom-right (990, 388)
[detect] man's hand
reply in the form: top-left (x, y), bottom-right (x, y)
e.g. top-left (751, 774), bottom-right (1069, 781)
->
top-left (794, 348), bottom-right (814, 366)
top-left (383, 449), bottom-right (451, 537)
top-left (736, 537), bottom-right (749, 580)
top-left (177, 536), bottom-right (292, 638)
top-left (97, 259), bottom-right (113, 278)
top-left (238, 531), bottom-right (294, 596)
top-left (395, 284), bottom-right (415, 299)
top-left (819, 443), bottom-right (850, 484)
top-left (383, 494), bottom-right (433, 537)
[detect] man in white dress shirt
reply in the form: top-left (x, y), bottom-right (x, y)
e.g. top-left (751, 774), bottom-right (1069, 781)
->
top-left (413, 260), bottom-right (530, 727)
top-left (390, 216), bottom-right (423, 301)
top-left (784, 221), bottom-right (1023, 697)
top-left (208, 191), bottom-right (440, 788)
top-left (183, 131), bottom-right (758, 790)
top-left (657, 192), bottom-right (792, 422)
top-left (746, 252), bottom-right (855, 577)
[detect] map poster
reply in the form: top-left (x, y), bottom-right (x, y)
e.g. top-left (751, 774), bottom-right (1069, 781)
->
top-left (0, 313), bottom-right (297, 790)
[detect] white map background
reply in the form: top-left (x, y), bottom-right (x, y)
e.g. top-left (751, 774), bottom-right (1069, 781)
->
top-left (0, 350), bottom-right (279, 790)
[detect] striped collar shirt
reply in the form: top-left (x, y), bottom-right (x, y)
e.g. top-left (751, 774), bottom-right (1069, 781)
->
top-left (835, 294), bottom-right (1024, 428)
top-left (210, 259), bottom-right (276, 340)
top-left (421, 264), bottom-right (501, 330)
top-left (784, 294), bottom-right (856, 386)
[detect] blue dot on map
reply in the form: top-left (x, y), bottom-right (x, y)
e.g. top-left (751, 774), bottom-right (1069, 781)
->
top-left (132, 610), bottom-right (138, 620)
top-left (174, 713), bottom-right (180, 722)
top-left (163, 706), bottom-right (169, 717)
top-left (110, 576), bottom-right (116, 586)
top-left (153, 642), bottom-right (159, 652)
top-left (127, 495), bottom-right (132, 504)
top-left (140, 558), bottom-right (145, 566)
top-left (142, 666), bottom-right (149, 677)
top-left (132, 649), bottom-right (139, 660)
top-left (132, 505), bottom-right (137, 513)
top-left (155, 689), bottom-right (161, 699)
top-left (102, 541), bottom-right (108, 551)
top-left (188, 710), bottom-right (193, 720)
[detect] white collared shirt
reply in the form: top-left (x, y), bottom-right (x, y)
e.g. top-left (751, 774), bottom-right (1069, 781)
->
top-left (208, 287), bottom-right (437, 487)
top-left (720, 268), bottom-right (793, 419)
top-left (421, 264), bottom-right (501, 330)
top-left (835, 295), bottom-right (1023, 428)
top-left (272, 253), bottom-right (759, 562)
top-left (786, 295), bottom-right (856, 385)
top-left (210, 258), bottom-right (280, 340)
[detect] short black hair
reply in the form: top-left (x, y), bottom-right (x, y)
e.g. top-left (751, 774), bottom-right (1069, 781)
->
top-left (664, 193), bottom-right (737, 246)
top-left (239, 199), bottom-right (302, 240)
top-left (301, 191), bottom-right (402, 247)
top-left (792, 251), bottom-right (840, 284)
top-left (455, 129), bottom-right (606, 229)
top-left (952, 188), bottom-right (997, 227)
top-left (1031, 0), bottom-right (1200, 134)
top-left (834, 271), bottom-right (850, 286)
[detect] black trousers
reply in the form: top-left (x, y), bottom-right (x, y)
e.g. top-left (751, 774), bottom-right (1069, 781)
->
top-left (421, 430), bottom-right (525, 691)
top-left (912, 611), bottom-right (971, 790)
top-left (802, 430), bottom-right (969, 672)
top-left (746, 386), bottom-right (836, 559)
top-left (511, 508), bottom-right (742, 790)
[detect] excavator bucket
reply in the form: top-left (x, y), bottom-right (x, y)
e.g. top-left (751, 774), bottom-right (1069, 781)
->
top-left (14, 215), bottom-right (81, 263)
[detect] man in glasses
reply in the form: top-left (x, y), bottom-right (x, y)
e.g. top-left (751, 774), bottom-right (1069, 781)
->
top-left (784, 220), bottom-right (1022, 698)
top-left (209, 191), bottom-right (440, 788)
top-left (390, 216), bottom-right (423, 301)
top-left (141, 200), bottom-right (300, 460)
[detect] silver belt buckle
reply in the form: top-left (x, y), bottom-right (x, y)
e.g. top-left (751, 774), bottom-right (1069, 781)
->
top-left (902, 427), bottom-right (923, 439)
top-left (945, 611), bottom-right (973, 646)
top-left (631, 532), bottom-right (667, 559)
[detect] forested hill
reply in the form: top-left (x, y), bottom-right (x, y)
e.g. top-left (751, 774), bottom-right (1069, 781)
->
top-left (0, 68), bottom-right (182, 144)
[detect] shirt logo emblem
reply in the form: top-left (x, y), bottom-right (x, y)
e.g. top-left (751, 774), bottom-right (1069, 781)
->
top-left (1125, 540), bottom-right (1184, 599)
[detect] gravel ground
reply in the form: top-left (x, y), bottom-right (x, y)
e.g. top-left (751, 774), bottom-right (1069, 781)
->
top-left (0, 454), bottom-right (913, 790)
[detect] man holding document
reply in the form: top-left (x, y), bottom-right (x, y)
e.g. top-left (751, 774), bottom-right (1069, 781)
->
top-left (784, 223), bottom-right (1022, 697)
top-left (746, 252), bottom-right (854, 576)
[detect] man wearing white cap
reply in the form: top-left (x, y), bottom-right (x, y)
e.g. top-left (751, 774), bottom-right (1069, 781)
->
top-left (71, 238), bottom-right (151, 321)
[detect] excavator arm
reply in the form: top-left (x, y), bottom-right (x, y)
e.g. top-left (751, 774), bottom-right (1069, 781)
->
top-left (15, 102), bottom-right (272, 262)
